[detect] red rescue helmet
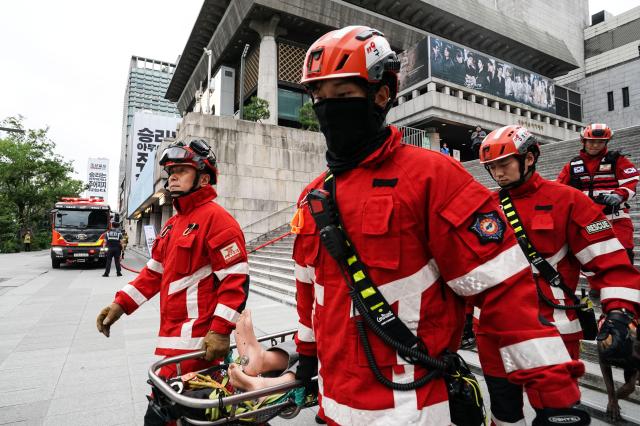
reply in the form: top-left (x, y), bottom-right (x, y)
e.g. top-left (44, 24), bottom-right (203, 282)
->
top-left (479, 125), bottom-right (539, 164)
top-left (581, 123), bottom-right (613, 142)
top-left (301, 26), bottom-right (401, 99)
top-left (159, 139), bottom-right (218, 184)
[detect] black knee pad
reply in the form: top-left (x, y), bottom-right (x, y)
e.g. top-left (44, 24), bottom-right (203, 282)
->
top-left (485, 375), bottom-right (524, 423)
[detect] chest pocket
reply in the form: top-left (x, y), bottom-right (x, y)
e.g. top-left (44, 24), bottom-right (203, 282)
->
top-left (175, 231), bottom-right (197, 275)
top-left (359, 194), bottom-right (400, 270)
top-left (529, 213), bottom-right (556, 254)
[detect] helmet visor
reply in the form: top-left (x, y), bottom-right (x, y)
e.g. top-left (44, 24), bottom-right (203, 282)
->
top-left (159, 146), bottom-right (193, 165)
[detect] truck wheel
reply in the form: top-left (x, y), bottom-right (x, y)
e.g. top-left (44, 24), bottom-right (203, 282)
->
top-left (52, 258), bottom-right (61, 269)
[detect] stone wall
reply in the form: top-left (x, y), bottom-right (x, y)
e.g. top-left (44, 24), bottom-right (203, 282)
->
top-left (175, 113), bottom-right (326, 241)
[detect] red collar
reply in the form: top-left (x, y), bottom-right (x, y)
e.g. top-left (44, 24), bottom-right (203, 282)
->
top-left (508, 171), bottom-right (544, 198)
top-left (579, 147), bottom-right (608, 163)
top-left (173, 185), bottom-right (217, 214)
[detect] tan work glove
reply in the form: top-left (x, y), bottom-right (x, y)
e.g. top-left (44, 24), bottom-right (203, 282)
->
top-left (203, 331), bottom-right (230, 361)
top-left (96, 303), bottom-right (124, 337)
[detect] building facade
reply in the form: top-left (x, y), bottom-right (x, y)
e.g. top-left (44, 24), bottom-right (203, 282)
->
top-left (558, 6), bottom-right (640, 130)
top-left (119, 56), bottom-right (180, 220)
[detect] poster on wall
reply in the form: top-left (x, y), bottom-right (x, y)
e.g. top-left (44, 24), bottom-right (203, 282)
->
top-left (143, 224), bottom-right (156, 256)
top-left (129, 112), bottom-right (180, 182)
top-left (398, 36), bottom-right (430, 92)
top-left (86, 158), bottom-right (109, 200)
top-left (429, 35), bottom-right (556, 113)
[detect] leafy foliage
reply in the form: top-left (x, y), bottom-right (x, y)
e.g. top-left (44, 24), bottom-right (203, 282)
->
top-left (0, 116), bottom-right (85, 252)
top-left (242, 96), bottom-right (270, 122)
top-left (298, 101), bottom-right (319, 131)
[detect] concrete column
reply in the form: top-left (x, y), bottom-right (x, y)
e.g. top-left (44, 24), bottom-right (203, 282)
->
top-left (525, 111), bottom-right (532, 119)
top-left (469, 94), bottom-right (476, 103)
top-left (444, 86), bottom-right (451, 95)
top-left (553, 119), bottom-right (560, 126)
top-left (457, 90), bottom-right (464, 99)
top-left (412, 89), bottom-right (420, 98)
top-left (534, 113), bottom-right (541, 121)
top-left (482, 98), bottom-right (488, 106)
top-left (570, 124), bottom-right (577, 131)
top-left (161, 204), bottom-right (173, 228)
top-left (504, 104), bottom-right (511, 113)
top-left (151, 211), bottom-right (162, 234)
top-left (426, 82), bottom-right (436, 92)
top-left (545, 116), bottom-right (551, 124)
top-left (135, 220), bottom-right (143, 246)
top-left (515, 107), bottom-right (521, 115)
top-left (397, 96), bottom-right (406, 105)
top-left (249, 15), bottom-right (286, 126)
top-left (492, 101), bottom-right (499, 109)
top-left (563, 122), bottom-right (568, 129)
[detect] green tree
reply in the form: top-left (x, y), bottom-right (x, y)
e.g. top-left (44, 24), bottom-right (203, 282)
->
top-left (243, 96), bottom-right (270, 122)
top-left (298, 101), bottom-right (319, 131)
top-left (0, 116), bottom-right (85, 252)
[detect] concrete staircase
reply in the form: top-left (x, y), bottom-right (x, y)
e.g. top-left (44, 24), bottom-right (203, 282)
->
top-left (244, 125), bottom-right (640, 423)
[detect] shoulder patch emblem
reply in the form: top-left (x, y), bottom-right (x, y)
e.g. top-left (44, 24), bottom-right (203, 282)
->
top-left (624, 167), bottom-right (637, 174)
top-left (220, 241), bottom-right (242, 264)
top-left (469, 211), bottom-right (505, 244)
top-left (585, 219), bottom-right (612, 235)
top-left (573, 166), bottom-right (585, 173)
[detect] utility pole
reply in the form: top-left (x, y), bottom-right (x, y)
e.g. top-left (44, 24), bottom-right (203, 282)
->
top-left (239, 44), bottom-right (250, 120)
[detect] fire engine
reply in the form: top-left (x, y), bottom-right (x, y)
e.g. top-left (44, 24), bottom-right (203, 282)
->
top-left (50, 196), bottom-right (111, 268)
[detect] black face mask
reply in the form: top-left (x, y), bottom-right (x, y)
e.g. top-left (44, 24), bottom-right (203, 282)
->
top-left (313, 97), bottom-right (388, 173)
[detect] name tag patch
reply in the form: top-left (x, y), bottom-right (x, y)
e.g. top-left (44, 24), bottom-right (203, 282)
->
top-left (220, 242), bottom-right (242, 264)
top-left (573, 166), bottom-right (585, 173)
top-left (599, 164), bottom-right (612, 172)
top-left (585, 220), bottom-right (612, 234)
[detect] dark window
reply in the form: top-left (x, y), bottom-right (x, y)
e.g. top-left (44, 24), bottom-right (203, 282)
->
top-left (568, 91), bottom-right (581, 104)
top-left (556, 99), bottom-right (568, 117)
top-left (622, 87), bottom-right (630, 107)
top-left (569, 104), bottom-right (582, 122)
top-left (555, 86), bottom-right (568, 100)
top-left (607, 91), bottom-right (614, 111)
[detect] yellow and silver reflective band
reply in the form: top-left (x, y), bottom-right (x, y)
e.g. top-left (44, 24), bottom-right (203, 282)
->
top-left (500, 194), bottom-right (538, 258)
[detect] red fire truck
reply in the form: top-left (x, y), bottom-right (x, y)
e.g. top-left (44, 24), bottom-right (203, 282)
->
top-left (50, 197), bottom-right (111, 268)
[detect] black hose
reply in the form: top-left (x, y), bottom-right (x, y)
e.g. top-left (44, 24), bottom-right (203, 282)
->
top-left (536, 282), bottom-right (588, 310)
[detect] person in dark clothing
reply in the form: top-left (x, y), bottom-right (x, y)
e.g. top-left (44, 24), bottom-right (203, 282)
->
top-left (103, 222), bottom-right (123, 277)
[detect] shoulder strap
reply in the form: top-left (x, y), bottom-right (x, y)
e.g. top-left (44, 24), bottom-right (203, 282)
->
top-left (498, 190), bottom-right (581, 306)
top-left (318, 172), bottom-right (420, 349)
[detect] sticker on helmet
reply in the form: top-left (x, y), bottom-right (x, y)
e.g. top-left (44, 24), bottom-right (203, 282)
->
top-left (624, 167), bottom-right (637, 174)
top-left (469, 211), bottom-right (505, 244)
top-left (512, 128), bottom-right (530, 148)
top-left (364, 36), bottom-right (391, 68)
top-left (573, 166), bottom-right (585, 173)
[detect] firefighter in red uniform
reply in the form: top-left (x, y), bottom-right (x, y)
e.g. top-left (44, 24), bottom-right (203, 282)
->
top-left (558, 123), bottom-right (640, 263)
top-left (479, 125), bottom-right (640, 425)
top-left (292, 25), bottom-right (590, 426)
top-left (96, 139), bottom-right (249, 425)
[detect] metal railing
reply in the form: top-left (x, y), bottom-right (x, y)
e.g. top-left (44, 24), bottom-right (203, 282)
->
top-left (396, 124), bottom-right (431, 149)
top-left (242, 203), bottom-right (297, 243)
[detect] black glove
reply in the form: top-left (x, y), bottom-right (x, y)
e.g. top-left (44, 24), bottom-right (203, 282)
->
top-left (595, 193), bottom-right (623, 207)
top-left (532, 407), bottom-right (590, 425)
top-left (597, 310), bottom-right (634, 362)
top-left (295, 354), bottom-right (318, 395)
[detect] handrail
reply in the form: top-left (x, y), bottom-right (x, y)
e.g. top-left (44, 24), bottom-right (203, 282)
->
top-left (248, 231), bottom-right (292, 254)
top-left (242, 203), bottom-right (296, 233)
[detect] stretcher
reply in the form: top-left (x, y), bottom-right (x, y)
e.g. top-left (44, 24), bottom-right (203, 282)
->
top-left (147, 329), bottom-right (318, 425)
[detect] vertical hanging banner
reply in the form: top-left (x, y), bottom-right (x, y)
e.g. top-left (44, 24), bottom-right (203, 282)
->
top-left (129, 112), bottom-right (180, 182)
top-left (86, 158), bottom-right (109, 200)
top-left (143, 224), bottom-right (156, 256)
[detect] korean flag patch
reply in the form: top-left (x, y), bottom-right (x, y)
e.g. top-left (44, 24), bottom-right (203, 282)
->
top-left (469, 211), bottom-right (505, 244)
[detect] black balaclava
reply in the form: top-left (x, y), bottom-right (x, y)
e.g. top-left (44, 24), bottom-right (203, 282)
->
top-left (312, 81), bottom-right (390, 175)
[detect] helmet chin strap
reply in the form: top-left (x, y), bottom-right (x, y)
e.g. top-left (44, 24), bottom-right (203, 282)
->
top-left (169, 171), bottom-right (202, 198)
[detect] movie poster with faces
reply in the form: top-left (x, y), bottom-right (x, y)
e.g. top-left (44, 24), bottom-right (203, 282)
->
top-left (429, 36), bottom-right (556, 113)
top-left (398, 36), bottom-right (430, 92)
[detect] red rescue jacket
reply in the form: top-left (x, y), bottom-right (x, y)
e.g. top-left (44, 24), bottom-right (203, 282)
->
top-left (114, 185), bottom-right (249, 356)
top-left (491, 172), bottom-right (640, 342)
top-left (293, 126), bottom-right (584, 426)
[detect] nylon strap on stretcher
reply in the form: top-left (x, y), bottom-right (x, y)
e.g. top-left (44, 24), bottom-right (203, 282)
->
top-left (322, 172), bottom-right (419, 349)
top-left (498, 189), bottom-right (581, 304)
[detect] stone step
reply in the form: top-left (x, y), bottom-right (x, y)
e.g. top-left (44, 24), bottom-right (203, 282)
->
top-left (248, 281), bottom-right (296, 307)
top-left (250, 248), bottom-right (293, 259)
top-left (249, 253), bottom-right (295, 267)
top-left (249, 259), bottom-right (295, 276)
top-left (249, 265), bottom-right (295, 286)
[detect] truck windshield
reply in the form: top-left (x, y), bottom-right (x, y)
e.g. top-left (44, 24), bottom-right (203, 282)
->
top-left (55, 209), bottom-right (109, 229)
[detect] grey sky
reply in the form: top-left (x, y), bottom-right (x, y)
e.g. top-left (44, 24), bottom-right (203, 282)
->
top-left (1, 0), bottom-right (639, 208)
